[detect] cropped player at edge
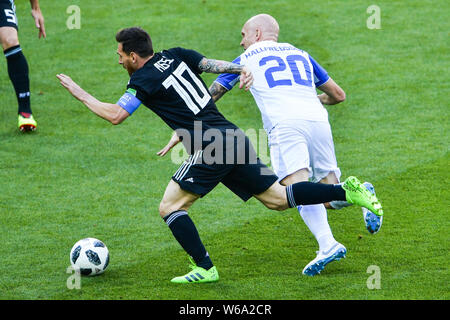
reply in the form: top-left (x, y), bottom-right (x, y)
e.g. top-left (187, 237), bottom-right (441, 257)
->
top-left (0, 0), bottom-right (46, 132)
top-left (57, 27), bottom-right (382, 284)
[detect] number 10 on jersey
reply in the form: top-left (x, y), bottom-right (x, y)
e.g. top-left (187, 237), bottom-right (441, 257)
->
top-left (163, 62), bottom-right (211, 114)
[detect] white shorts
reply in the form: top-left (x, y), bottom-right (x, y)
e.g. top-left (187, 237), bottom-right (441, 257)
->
top-left (268, 119), bottom-right (341, 183)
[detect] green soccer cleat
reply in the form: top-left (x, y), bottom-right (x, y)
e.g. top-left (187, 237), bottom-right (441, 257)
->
top-left (342, 176), bottom-right (383, 216)
top-left (18, 113), bottom-right (37, 132)
top-left (171, 258), bottom-right (219, 284)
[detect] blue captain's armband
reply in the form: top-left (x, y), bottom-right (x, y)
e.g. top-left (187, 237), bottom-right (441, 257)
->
top-left (117, 89), bottom-right (142, 115)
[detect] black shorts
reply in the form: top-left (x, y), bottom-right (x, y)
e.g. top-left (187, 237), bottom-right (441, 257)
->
top-left (0, 0), bottom-right (18, 30)
top-left (172, 129), bottom-right (279, 201)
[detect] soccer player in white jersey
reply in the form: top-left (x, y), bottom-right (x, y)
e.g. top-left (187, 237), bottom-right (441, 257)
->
top-left (159, 14), bottom-right (383, 276)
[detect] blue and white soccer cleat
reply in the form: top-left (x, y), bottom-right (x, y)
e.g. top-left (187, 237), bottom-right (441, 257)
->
top-left (302, 243), bottom-right (347, 276)
top-left (362, 182), bottom-right (383, 234)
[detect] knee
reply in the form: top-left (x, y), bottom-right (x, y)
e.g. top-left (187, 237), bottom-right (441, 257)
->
top-left (158, 199), bottom-right (189, 219)
top-left (264, 199), bottom-right (289, 211)
top-left (255, 182), bottom-right (290, 211)
top-left (158, 200), bottom-right (172, 219)
top-left (320, 171), bottom-right (339, 185)
top-left (1, 35), bottom-right (19, 50)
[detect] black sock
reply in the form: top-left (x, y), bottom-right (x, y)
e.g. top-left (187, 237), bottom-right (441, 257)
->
top-left (4, 45), bottom-right (31, 114)
top-left (163, 210), bottom-right (213, 270)
top-left (286, 182), bottom-right (346, 208)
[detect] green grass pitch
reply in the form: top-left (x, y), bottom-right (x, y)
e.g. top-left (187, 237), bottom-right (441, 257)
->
top-left (0, 0), bottom-right (448, 300)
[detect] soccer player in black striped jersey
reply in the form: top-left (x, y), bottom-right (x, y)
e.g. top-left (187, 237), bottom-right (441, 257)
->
top-left (57, 27), bottom-right (382, 283)
top-left (0, 0), bottom-right (45, 132)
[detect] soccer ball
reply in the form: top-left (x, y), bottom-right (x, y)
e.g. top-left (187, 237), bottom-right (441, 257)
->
top-left (70, 238), bottom-right (109, 276)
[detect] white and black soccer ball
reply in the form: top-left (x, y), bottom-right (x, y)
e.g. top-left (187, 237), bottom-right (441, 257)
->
top-left (70, 238), bottom-right (109, 276)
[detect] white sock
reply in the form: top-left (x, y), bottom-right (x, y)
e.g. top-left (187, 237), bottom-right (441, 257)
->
top-left (298, 204), bottom-right (337, 252)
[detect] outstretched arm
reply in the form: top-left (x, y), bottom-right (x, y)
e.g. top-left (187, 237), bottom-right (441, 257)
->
top-left (198, 58), bottom-right (253, 90)
top-left (317, 78), bottom-right (346, 105)
top-left (57, 74), bottom-right (129, 125)
top-left (30, 0), bottom-right (46, 39)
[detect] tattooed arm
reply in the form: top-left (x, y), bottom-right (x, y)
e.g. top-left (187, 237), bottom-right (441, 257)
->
top-left (208, 81), bottom-right (229, 102)
top-left (198, 58), bottom-right (243, 74)
top-left (198, 57), bottom-right (253, 90)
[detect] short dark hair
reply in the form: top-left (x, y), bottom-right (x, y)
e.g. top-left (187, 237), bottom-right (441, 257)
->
top-left (115, 27), bottom-right (154, 58)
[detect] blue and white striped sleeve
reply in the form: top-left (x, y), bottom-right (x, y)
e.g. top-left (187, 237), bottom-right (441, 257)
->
top-left (309, 55), bottom-right (330, 87)
top-left (214, 56), bottom-right (242, 91)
